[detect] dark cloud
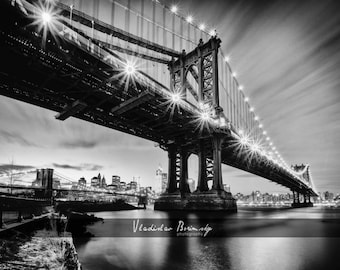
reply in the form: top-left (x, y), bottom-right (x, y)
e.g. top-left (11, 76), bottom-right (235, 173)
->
top-left (0, 163), bottom-right (35, 175)
top-left (52, 163), bottom-right (82, 170)
top-left (0, 130), bottom-right (37, 147)
top-left (52, 163), bottom-right (103, 171)
top-left (59, 139), bottom-right (98, 149)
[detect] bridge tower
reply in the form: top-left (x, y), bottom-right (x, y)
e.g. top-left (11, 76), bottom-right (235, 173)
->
top-left (291, 164), bottom-right (314, 207)
top-left (154, 37), bottom-right (237, 211)
top-left (33, 168), bottom-right (54, 200)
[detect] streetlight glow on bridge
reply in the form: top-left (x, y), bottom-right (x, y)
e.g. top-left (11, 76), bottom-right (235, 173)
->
top-left (41, 11), bottom-right (52, 24)
top-left (240, 135), bottom-right (250, 146)
top-left (170, 92), bottom-right (181, 103)
top-left (250, 143), bottom-right (260, 153)
top-left (186, 15), bottom-right (193, 23)
top-left (209, 29), bottom-right (217, 36)
top-left (200, 111), bottom-right (210, 121)
top-left (124, 61), bottom-right (136, 76)
top-left (170, 5), bottom-right (178, 13)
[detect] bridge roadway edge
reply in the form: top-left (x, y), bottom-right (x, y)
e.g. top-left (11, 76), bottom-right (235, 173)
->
top-left (154, 190), bottom-right (237, 211)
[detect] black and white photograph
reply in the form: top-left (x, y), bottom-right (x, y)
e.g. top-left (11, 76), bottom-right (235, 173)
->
top-left (1, 0), bottom-right (340, 269)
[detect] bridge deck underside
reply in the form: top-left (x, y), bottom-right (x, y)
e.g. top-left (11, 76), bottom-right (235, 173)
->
top-left (0, 2), bottom-right (316, 196)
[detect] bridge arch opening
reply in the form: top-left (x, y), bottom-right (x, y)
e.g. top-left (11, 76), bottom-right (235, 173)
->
top-left (187, 155), bottom-right (198, 192)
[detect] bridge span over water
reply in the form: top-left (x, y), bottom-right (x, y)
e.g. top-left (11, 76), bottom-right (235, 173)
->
top-left (0, 0), bottom-right (317, 210)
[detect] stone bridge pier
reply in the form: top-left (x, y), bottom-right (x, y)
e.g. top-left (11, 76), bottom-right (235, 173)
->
top-left (291, 190), bottom-right (313, 208)
top-left (154, 135), bottom-right (237, 211)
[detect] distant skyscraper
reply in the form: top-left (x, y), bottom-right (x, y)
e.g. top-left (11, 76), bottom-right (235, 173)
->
top-left (324, 191), bottom-right (334, 201)
top-left (100, 175), bottom-right (107, 188)
top-left (111, 175), bottom-right (121, 190)
top-left (161, 173), bottom-right (168, 193)
top-left (53, 179), bottom-right (61, 189)
top-left (129, 181), bottom-right (138, 191)
top-left (156, 165), bottom-right (165, 193)
top-left (78, 177), bottom-right (86, 187)
top-left (91, 176), bottom-right (99, 187)
top-left (112, 175), bottom-right (121, 185)
top-left (120, 181), bottom-right (126, 191)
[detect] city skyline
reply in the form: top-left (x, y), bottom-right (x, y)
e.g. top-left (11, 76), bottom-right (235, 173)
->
top-left (1, 0), bottom-right (340, 194)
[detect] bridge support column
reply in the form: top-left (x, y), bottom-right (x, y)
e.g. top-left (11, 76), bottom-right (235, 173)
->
top-left (166, 144), bottom-right (178, 193)
top-left (179, 148), bottom-right (191, 196)
top-left (0, 210), bottom-right (2, 229)
top-left (197, 140), bottom-right (209, 192)
top-left (17, 210), bottom-right (22, 222)
top-left (292, 191), bottom-right (297, 204)
top-left (292, 191), bottom-right (313, 208)
top-left (303, 194), bottom-right (307, 204)
top-left (212, 135), bottom-right (224, 191)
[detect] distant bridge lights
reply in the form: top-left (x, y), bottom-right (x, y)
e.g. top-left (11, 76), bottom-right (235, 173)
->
top-left (259, 124), bottom-right (263, 128)
top-left (254, 116), bottom-right (259, 121)
top-left (244, 97), bottom-right (249, 102)
top-left (224, 56), bottom-right (230, 62)
top-left (238, 85), bottom-right (244, 91)
top-left (250, 107), bottom-right (254, 112)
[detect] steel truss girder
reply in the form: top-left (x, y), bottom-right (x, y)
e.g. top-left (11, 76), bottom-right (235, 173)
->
top-left (169, 37), bottom-right (222, 115)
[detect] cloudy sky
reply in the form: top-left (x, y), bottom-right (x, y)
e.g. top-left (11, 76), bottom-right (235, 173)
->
top-left (1, 0), bottom-right (340, 194)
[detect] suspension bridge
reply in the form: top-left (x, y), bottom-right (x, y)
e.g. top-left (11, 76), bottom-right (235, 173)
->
top-left (0, 0), bottom-right (317, 211)
top-left (0, 168), bottom-right (145, 199)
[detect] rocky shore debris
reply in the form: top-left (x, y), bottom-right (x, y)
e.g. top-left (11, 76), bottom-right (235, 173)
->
top-left (0, 212), bottom-right (82, 270)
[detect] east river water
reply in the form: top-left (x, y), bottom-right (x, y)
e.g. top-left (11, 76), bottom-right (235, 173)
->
top-left (73, 207), bottom-right (340, 270)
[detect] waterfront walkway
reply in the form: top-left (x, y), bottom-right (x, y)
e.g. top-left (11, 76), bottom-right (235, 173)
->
top-left (0, 213), bottom-right (50, 235)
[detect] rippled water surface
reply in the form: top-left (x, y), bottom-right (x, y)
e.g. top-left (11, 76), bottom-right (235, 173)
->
top-left (74, 207), bottom-right (340, 270)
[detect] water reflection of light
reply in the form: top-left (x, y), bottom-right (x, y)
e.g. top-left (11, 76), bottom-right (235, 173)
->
top-left (228, 237), bottom-right (325, 270)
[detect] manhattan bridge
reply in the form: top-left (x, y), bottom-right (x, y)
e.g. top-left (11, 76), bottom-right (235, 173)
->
top-left (0, 0), bottom-right (317, 210)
